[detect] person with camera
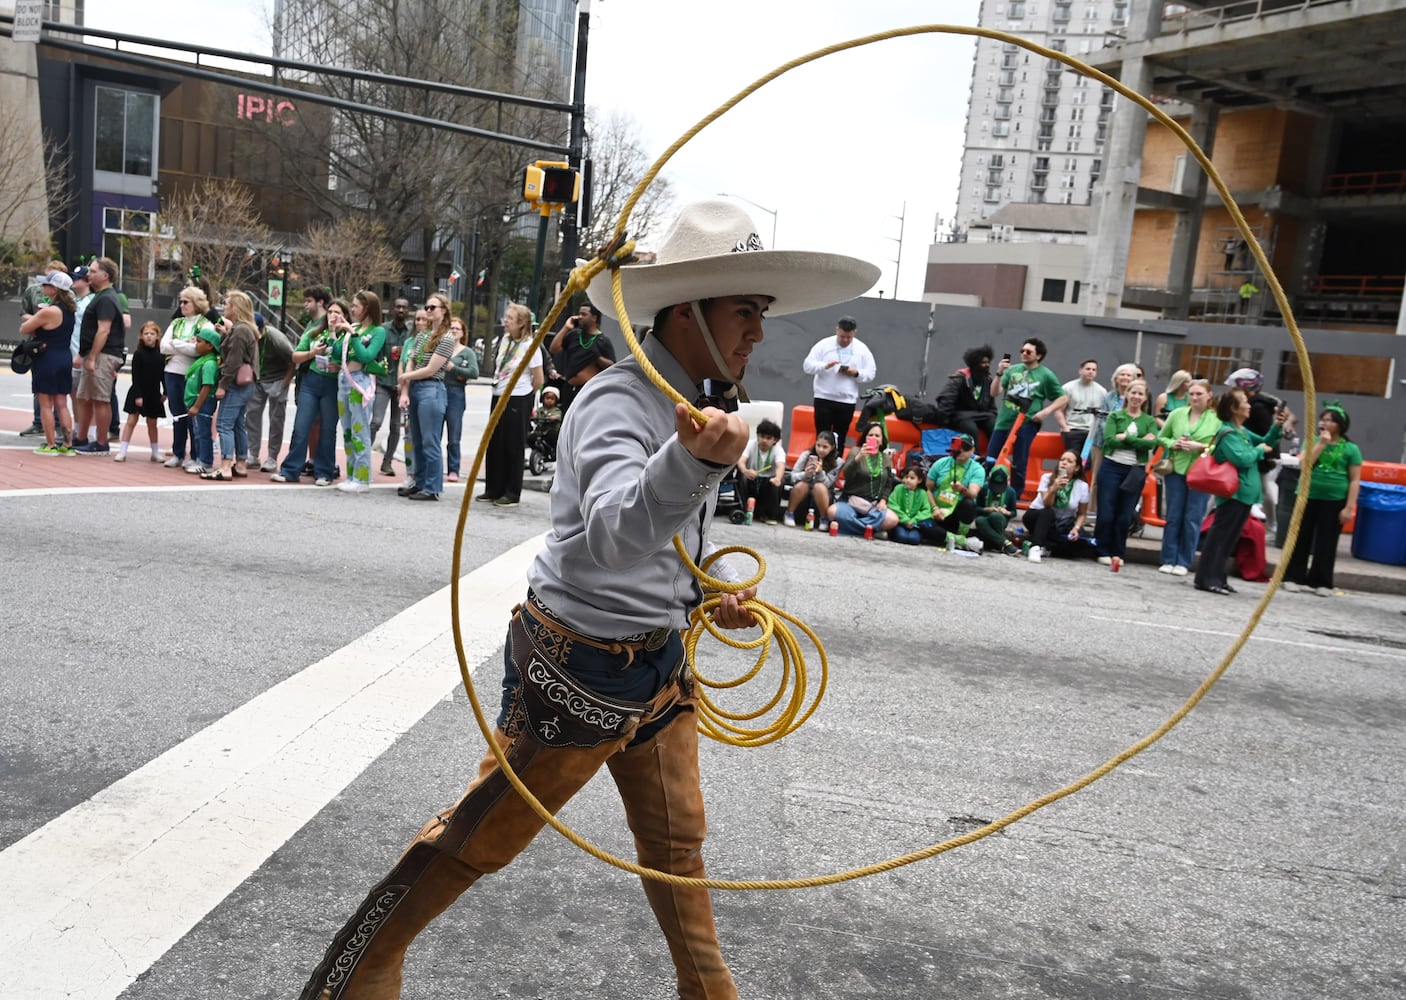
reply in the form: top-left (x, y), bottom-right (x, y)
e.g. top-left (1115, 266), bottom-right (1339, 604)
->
top-left (784, 430), bottom-right (840, 528)
top-left (829, 421), bottom-right (899, 537)
top-left (802, 315), bottom-right (876, 445)
top-left (1225, 368), bottom-right (1292, 531)
top-left (984, 337), bottom-right (1068, 498)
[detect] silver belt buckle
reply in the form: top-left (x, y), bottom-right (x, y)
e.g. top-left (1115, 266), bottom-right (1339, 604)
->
top-left (644, 627), bottom-right (671, 651)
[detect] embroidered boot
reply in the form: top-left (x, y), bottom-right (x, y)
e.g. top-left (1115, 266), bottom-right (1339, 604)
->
top-left (298, 729), bottom-right (627, 1000)
top-left (607, 711), bottom-right (739, 1000)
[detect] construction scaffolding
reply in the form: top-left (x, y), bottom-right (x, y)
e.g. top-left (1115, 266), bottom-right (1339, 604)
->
top-left (1189, 223), bottom-right (1276, 325)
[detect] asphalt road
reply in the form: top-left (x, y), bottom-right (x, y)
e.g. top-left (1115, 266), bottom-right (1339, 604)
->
top-left (2, 453), bottom-right (1404, 999)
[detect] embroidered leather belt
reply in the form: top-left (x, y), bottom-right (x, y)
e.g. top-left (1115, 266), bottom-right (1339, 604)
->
top-left (525, 591), bottom-right (674, 657)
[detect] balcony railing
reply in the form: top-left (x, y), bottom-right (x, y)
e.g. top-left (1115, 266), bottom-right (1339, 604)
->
top-left (1312, 274), bottom-right (1405, 296)
top-left (1323, 170), bottom-right (1406, 196)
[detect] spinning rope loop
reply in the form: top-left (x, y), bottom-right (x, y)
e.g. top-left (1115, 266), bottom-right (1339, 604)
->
top-left (448, 24), bottom-right (1317, 891)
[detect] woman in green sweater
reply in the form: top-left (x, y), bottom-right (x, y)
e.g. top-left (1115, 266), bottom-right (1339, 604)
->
top-left (1282, 403), bottom-right (1362, 595)
top-left (1094, 378), bottom-right (1158, 567)
top-left (1156, 378), bottom-right (1221, 575)
top-left (1195, 387), bottom-right (1285, 595)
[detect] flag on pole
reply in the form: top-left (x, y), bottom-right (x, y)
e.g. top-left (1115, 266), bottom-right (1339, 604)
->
top-left (449, 269), bottom-right (461, 283)
top-left (476, 269), bottom-right (486, 287)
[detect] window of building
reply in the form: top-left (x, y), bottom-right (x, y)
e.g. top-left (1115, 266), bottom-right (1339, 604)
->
top-left (93, 85), bottom-right (158, 195)
top-left (1038, 138), bottom-right (1052, 151)
top-left (1071, 107), bottom-right (1085, 121)
top-left (1068, 123), bottom-right (1082, 138)
top-left (1041, 278), bottom-right (1067, 302)
top-left (1008, 2), bottom-right (1025, 18)
top-left (998, 87), bottom-right (1014, 103)
top-left (985, 187), bottom-right (1002, 203)
top-left (990, 154), bottom-right (1005, 168)
top-left (1063, 192), bottom-right (1074, 204)
top-left (1071, 280), bottom-right (1081, 303)
top-left (993, 122), bottom-right (1010, 137)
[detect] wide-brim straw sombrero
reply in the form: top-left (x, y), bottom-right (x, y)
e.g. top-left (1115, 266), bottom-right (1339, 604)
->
top-left (586, 200), bottom-right (879, 324)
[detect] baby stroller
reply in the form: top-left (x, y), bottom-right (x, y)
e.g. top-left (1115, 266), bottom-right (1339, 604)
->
top-left (526, 386), bottom-right (562, 476)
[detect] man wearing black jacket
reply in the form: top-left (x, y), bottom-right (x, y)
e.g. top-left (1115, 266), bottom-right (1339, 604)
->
top-left (934, 344), bottom-right (997, 447)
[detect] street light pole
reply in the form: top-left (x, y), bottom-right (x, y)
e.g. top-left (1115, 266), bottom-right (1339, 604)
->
top-left (716, 192), bottom-right (778, 248)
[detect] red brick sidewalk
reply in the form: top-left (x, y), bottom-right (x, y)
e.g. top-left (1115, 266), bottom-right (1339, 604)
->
top-left (0, 406), bottom-right (403, 492)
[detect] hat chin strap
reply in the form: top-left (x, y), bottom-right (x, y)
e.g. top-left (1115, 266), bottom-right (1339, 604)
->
top-left (690, 300), bottom-right (740, 385)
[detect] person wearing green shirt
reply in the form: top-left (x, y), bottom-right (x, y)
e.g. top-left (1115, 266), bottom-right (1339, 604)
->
top-left (1156, 378), bottom-right (1222, 575)
top-left (331, 290), bottom-right (388, 492)
top-left (985, 337), bottom-right (1068, 498)
top-left (274, 291), bottom-right (340, 485)
top-left (1095, 378), bottom-right (1159, 566)
top-left (1195, 388), bottom-right (1285, 595)
top-left (1283, 403), bottom-right (1363, 595)
top-left (887, 465), bottom-right (943, 545)
top-left (183, 328), bottom-right (221, 473)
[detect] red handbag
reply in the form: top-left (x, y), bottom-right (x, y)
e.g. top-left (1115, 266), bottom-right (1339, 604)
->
top-left (1186, 432), bottom-right (1239, 498)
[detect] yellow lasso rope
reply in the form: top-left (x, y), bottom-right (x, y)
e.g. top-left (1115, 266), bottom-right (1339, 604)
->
top-left (447, 23), bottom-right (1317, 891)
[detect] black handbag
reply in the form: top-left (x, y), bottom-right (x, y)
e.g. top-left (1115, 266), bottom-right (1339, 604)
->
top-left (1118, 462), bottom-right (1148, 496)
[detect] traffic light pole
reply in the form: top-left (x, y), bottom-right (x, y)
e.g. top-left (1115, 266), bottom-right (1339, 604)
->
top-left (530, 209), bottom-right (550, 320)
top-left (557, 1), bottom-right (590, 293)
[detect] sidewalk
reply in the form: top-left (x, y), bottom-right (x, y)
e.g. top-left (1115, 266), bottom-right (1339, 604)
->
top-left (5, 399), bottom-right (1404, 597)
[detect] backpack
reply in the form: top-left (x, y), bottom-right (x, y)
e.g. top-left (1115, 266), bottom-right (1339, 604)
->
top-left (445, 345), bottom-right (480, 386)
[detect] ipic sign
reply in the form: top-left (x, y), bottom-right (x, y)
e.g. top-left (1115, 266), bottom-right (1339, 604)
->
top-left (13, 0), bottom-right (43, 43)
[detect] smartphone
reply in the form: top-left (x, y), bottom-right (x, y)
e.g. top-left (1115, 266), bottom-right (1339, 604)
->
top-left (1002, 352), bottom-right (1012, 362)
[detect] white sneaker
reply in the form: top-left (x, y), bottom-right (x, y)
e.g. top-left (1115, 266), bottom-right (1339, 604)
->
top-left (1250, 503), bottom-right (1267, 521)
top-left (1313, 586), bottom-right (1334, 597)
top-left (182, 459), bottom-right (197, 472)
top-left (112, 452), bottom-right (126, 462)
top-left (964, 535), bottom-right (984, 553)
top-left (783, 512), bottom-right (796, 528)
top-left (1028, 546), bottom-right (1043, 563)
top-left (1171, 566), bottom-right (1188, 577)
top-left (270, 473), bottom-right (290, 483)
top-left (1097, 556), bottom-right (1112, 566)
top-left (335, 480), bottom-right (370, 494)
top-left (314, 478), bottom-right (333, 487)
top-left (185, 463), bottom-right (205, 474)
top-left (260, 460), bottom-right (279, 473)
top-left (163, 456), bottom-right (183, 468)
top-left (1158, 564), bottom-right (1174, 574)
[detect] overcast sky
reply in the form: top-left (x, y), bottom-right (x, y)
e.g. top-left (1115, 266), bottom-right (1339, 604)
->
top-left (84, 0), bottom-right (981, 301)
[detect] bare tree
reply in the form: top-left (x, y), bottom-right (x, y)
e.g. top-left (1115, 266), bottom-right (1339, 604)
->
top-left (162, 179), bottom-right (274, 291)
top-left (0, 101), bottom-right (77, 292)
top-left (577, 109), bottom-right (675, 256)
top-left (268, 0), bottom-right (570, 286)
top-left (295, 215), bottom-right (403, 298)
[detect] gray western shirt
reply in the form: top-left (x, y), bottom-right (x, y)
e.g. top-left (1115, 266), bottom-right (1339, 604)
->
top-left (528, 334), bottom-right (739, 637)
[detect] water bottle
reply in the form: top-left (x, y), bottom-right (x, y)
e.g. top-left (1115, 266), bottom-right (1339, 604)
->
top-left (829, 519), bottom-right (839, 538)
top-left (805, 510), bottom-right (815, 531)
top-left (744, 496), bottom-right (755, 526)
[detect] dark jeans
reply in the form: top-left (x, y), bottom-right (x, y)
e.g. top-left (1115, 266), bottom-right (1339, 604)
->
top-left (1022, 505), bottom-right (1075, 551)
top-left (369, 383), bottom-right (402, 468)
top-left (985, 418), bottom-right (1041, 498)
top-left (1196, 499), bottom-right (1251, 590)
top-left (813, 397), bottom-right (856, 446)
top-left (891, 520), bottom-right (945, 545)
top-left (1094, 460), bottom-right (1140, 559)
top-left (485, 393), bottom-right (532, 501)
top-left (444, 383), bottom-right (466, 474)
top-left (164, 372), bottom-right (194, 460)
top-left (1283, 496), bottom-right (1346, 589)
top-left (279, 373), bottom-right (339, 482)
top-left (738, 474), bottom-right (782, 521)
top-left (190, 396), bottom-right (217, 468)
top-left (949, 410), bottom-right (994, 450)
top-left (939, 496), bottom-right (980, 539)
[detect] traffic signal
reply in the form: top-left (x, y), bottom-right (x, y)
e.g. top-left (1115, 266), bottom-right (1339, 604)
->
top-left (522, 160), bottom-right (580, 208)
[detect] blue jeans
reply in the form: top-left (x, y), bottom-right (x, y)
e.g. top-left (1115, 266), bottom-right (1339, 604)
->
top-left (408, 379), bottom-right (447, 495)
top-left (833, 500), bottom-right (885, 537)
top-left (1161, 472), bottom-right (1209, 569)
top-left (444, 383), bottom-right (466, 474)
top-left (216, 381), bottom-right (253, 462)
top-left (191, 396), bottom-right (217, 468)
top-left (279, 373), bottom-right (339, 481)
top-left (164, 371), bottom-right (194, 461)
top-left (1094, 460), bottom-right (1139, 558)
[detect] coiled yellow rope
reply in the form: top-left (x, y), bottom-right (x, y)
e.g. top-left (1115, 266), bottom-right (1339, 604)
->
top-left (447, 24), bottom-right (1316, 890)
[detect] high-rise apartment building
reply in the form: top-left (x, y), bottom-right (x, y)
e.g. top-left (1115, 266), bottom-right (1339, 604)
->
top-left (954, 0), bottom-right (1128, 231)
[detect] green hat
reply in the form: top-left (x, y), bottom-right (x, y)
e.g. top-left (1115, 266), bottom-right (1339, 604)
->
top-left (197, 328), bottom-right (221, 350)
